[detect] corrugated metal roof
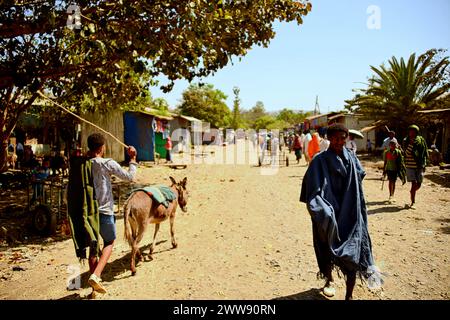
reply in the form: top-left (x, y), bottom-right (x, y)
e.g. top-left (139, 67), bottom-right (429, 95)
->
top-left (178, 115), bottom-right (202, 122)
top-left (139, 109), bottom-right (174, 120)
top-left (418, 108), bottom-right (450, 114)
top-left (328, 113), bottom-right (346, 121)
top-left (360, 120), bottom-right (384, 133)
top-left (305, 113), bottom-right (327, 121)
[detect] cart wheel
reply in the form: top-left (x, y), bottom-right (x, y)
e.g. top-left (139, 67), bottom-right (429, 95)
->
top-left (286, 156), bottom-right (289, 167)
top-left (33, 205), bottom-right (57, 236)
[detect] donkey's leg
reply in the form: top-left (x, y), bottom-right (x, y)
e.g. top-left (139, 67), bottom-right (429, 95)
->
top-left (128, 216), bottom-right (138, 276)
top-left (135, 221), bottom-right (149, 262)
top-left (149, 223), bottom-right (160, 258)
top-left (130, 243), bottom-right (137, 276)
top-left (170, 215), bottom-right (177, 249)
top-left (131, 221), bottom-right (149, 275)
top-left (136, 247), bottom-right (143, 262)
top-left (131, 234), bottom-right (144, 275)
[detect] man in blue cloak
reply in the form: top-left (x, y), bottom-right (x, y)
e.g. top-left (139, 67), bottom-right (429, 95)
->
top-left (300, 123), bottom-right (377, 300)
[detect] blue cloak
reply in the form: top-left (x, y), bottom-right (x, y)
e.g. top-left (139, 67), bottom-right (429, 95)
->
top-left (300, 148), bottom-right (374, 277)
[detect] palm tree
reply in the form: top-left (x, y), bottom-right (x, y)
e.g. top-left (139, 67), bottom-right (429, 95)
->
top-left (346, 49), bottom-right (450, 133)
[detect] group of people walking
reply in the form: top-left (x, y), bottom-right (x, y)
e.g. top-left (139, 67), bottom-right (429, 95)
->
top-left (65, 124), bottom-right (429, 300)
top-left (381, 125), bottom-right (428, 209)
top-left (288, 130), bottom-right (330, 165)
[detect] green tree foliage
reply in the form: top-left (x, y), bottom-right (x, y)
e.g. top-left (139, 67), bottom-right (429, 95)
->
top-left (345, 49), bottom-right (450, 133)
top-left (267, 119), bottom-right (290, 130)
top-left (254, 115), bottom-right (276, 131)
top-left (151, 98), bottom-right (170, 113)
top-left (0, 0), bottom-right (312, 171)
top-left (241, 103), bottom-right (307, 129)
top-left (276, 108), bottom-right (308, 126)
top-left (230, 86), bottom-right (242, 130)
top-left (75, 61), bottom-right (153, 114)
top-left (241, 101), bottom-right (267, 128)
top-left (177, 83), bottom-right (231, 128)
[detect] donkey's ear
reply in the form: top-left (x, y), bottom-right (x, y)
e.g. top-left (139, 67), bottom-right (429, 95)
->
top-left (181, 177), bottom-right (187, 188)
top-left (169, 176), bottom-right (177, 185)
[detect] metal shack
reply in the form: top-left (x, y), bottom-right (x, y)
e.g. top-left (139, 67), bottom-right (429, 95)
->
top-left (123, 111), bottom-right (173, 162)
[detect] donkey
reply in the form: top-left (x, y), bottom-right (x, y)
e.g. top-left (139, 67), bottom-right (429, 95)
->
top-left (124, 176), bottom-right (188, 275)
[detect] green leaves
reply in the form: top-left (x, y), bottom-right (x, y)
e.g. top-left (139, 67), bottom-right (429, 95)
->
top-left (1, 0), bottom-right (313, 148)
top-left (177, 83), bottom-right (231, 128)
top-left (347, 49), bottom-right (450, 129)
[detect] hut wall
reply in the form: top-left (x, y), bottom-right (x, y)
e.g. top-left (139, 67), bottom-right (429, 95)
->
top-left (123, 112), bottom-right (155, 162)
top-left (81, 110), bottom-right (125, 162)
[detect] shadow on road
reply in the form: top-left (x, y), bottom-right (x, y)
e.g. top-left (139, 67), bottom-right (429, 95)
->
top-left (435, 218), bottom-right (450, 234)
top-left (425, 171), bottom-right (450, 188)
top-left (366, 201), bottom-right (389, 206)
top-left (273, 288), bottom-right (328, 300)
top-left (367, 205), bottom-right (409, 215)
top-left (72, 240), bottom-right (173, 286)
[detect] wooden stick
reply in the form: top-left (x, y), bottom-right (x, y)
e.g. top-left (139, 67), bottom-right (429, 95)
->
top-left (37, 91), bottom-right (129, 148)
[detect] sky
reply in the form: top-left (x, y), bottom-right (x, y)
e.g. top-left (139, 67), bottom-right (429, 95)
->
top-left (152, 0), bottom-right (450, 113)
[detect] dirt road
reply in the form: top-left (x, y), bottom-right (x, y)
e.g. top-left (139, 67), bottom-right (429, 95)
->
top-left (0, 146), bottom-right (449, 300)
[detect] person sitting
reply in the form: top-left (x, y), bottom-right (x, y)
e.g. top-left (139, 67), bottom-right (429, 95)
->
top-left (429, 145), bottom-right (443, 166)
top-left (50, 151), bottom-right (68, 176)
top-left (31, 158), bottom-right (51, 204)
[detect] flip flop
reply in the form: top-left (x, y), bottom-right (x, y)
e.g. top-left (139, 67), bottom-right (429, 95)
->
top-left (323, 284), bottom-right (336, 297)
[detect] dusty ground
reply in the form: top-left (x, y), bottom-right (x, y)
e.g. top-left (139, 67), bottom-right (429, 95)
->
top-left (0, 144), bottom-right (449, 300)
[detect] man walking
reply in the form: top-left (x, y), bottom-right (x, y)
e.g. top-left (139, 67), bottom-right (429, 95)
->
top-left (402, 125), bottom-right (428, 209)
top-left (300, 124), bottom-right (378, 300)
top-left (87, 133), bottom-right (138, 293)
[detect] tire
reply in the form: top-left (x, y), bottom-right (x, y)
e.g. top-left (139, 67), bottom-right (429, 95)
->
top-left (286, 156), bottom-right (289, 167)
top-left (32, 205), bottom-right (57, 236)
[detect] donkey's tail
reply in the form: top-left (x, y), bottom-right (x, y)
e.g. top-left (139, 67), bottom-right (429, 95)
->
top-left (123, 196), bottom-right (135, 248)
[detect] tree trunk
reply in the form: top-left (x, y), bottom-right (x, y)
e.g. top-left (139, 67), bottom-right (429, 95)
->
top-left (0, 139), bottom-right (9, 173)
top-left (1, 91), bottom-right (39, 172)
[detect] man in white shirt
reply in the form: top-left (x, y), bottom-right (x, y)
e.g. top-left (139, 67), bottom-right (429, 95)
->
top-left (303, 130), bottom-right (312, 165)
top-left (319, 134), bottom-right (330, 152)
top-left (381, 131), bottom-right (398, 150)
top-left (87, 133), bottom-right (138, 294)
top-left (270, 134), bottom-right (279, 166)
top-left (346, 135), bottom-right (357, 154)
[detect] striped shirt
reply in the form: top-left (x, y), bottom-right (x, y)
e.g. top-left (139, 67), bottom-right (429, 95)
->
top-left (404, 143), bottom-right (416, 168)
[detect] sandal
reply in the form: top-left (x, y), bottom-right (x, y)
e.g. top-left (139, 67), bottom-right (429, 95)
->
top-left (323, 283), bottom-right (336, 297)
top-left (88, 274), bottom-right (107, 294)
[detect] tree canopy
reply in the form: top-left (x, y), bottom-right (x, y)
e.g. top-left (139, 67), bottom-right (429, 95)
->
top-left (0, 0), bottom-right (312, 171)
top-left (276, 108), bottom-right (309, 126)
top-left (345, 49), bottom-right (450, 132)
top-left (241, 101), bottom-right (267, 127)
top-left (176, 83), bottom-right (231, 128)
